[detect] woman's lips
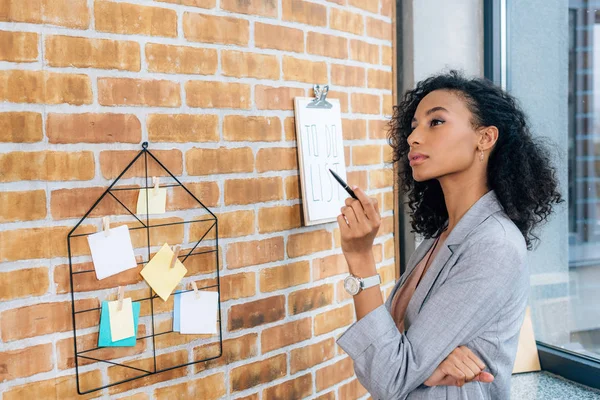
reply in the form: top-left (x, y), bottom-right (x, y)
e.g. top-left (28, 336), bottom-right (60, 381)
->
top-left (409, 155), bottom-right (428, 166)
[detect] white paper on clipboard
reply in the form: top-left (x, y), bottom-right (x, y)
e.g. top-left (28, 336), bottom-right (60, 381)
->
top-left (294, 97), bottom-right (348, 225)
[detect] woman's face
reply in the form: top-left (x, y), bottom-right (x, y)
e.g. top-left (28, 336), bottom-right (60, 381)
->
top-left (408, 89), bottom-right (481, 182)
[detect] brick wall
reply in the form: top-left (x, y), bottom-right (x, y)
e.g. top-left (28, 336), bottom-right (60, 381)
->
top-left (0, 0), bottom-right (396, 399)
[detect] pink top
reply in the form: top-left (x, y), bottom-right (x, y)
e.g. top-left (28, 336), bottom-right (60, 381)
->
top-left (391, 237), bottom-right (441, 333)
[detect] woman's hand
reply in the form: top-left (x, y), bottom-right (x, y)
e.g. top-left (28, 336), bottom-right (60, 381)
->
top-left (337, 187), bottom-right (381, 273)
top-left (424, 346), bottom-right (495, 387)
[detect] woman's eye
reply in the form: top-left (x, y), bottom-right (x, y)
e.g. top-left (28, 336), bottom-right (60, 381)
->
top-left (431, 119), bottom-right (444, 127)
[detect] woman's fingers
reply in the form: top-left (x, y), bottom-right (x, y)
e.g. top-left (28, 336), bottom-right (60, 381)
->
top-left (460, 346), bottom-right (486, 371)
top-left (340, 205), bottom-right (358, 226)
top-left (353, 187), bottom-right (379, 222)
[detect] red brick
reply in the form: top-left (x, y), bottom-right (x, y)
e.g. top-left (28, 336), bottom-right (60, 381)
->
top-left (282, 0), bottom-right (327, 26)
top-left (228, 295), bottom-right (286, 331)
top-left (0, 344), bottom-right (52, 382)
top-left (332, 64), bottom-right (366, 87)
top-left (349, 0), bottom-right (378, 13)
top-left (226, 237), bottom-right (284, 269)
top-left (95, 1), bottom-right (177, 37)
top-left (382, 45), bottom-right (393, 66)
top-left (288, 284), bottom-right (334, 315)
top-left (307, 32), bottom-right (348, 59)
top-left (186, 81), bottom-right (251, 109)
top-left (0, 70), bottom-right (92, 105)
top-left (369, 119), bottom-right (390, 139)
top-left (100, 149), bottom-right (182, 179)
top-left (223, 116), bottom-right (281, 142)
top-left (285, 175), bottom-right (301, 199)
top-left (148, 114), bottom-right (218, 142)
top-left (0, 151), bottom-right (94, 182)
top-left (146, 43), bottom-right (217, 75)
top-left (351, 39), bottom-right (379, 64)
top-left (107, 351), bottom-right (187, 394)
top-left (46, 35), bottom-right (140, 71)
top-left (316, 357), bottom-right (354, 391)
top-left (157, 0), bottom-right (214, 7)
top-left (291, 338), bottom-right (335, 374)
top-left (0, 0), bottom-right (89, 29)
top-left (222, 50), bottom-right (280, 80)
top-left (221, 0), bottom-right (277, 17)
top-left (370, 168), bottom-right (393, 189)
top-left (4, 370), bottom-right (101, 400)
top-left (367, 17), bottom-right (393, 40)
top-left (0, 190), bottom-right (46, 222)
top-left (256, 147), bottom-right (298, 172)
top-left (0, 112), bottom-right (42, 143)
top-left (283, 56), bottom-right (327, 84)
top-left (315, 303), bottom-right (355, 335)
top-left (230, 354), bottom-right (287, 392)
top-left (224, 177), bottom-right (283, 205)
top-left (194, 333), bottom-right (258, 373)
top-left (0, 267), bottom-right (48, 300)
top-left (155, 373), bottom-right (226, 400)
top-left (338, 378), bottom-right (368, 399)
top-left (255, 23), bottom-right (304, 53)
top-left (261, 317), bottom-right (312, 353)
top-left (47, 113), bottom-right (141, 144)
top-left (258, 204), bottom-right (301, 233)
top-left (352, 92), bottom-right (381, 114)
top-left (0, 30), bottom-right (38, 62)
top-left (369, 69), bottom-right (393, 89)
top-left (1, 299), bottom-right (98, 342)
top-left (342, 118), bottom-right (367, 140)
top-left (0, 225), bottom-right (94, 262)
top-left (330, 8), bottom-right (364, 35)
top-left (186, 147), bottom-right (253, 175)
top-left (312, 254), bottom-right (347, 281)
top-left (259, 261), bottom-right (310, 292)
top-left (256, 85), bottom-right (305, 110)
top-left (287, 230), bottom-right (332, 258)
top-left (98, 78), bottom-right (180, 107)
top-left (285, 116), bottom-right (296, 141)
top-left (263, 374), bottom-right (313, 399)
top-left (184, 12), bottom-right (249, 45)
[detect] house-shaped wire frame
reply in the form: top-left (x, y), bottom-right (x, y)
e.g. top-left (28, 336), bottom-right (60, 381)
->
top-left (66, 142), bottom-right (222, 395)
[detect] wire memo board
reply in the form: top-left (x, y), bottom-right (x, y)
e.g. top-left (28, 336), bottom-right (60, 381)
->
top-left (67, 142), bottom-right (222, 395)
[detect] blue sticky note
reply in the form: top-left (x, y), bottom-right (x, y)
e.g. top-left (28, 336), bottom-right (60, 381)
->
top-left (173, 292), bottom-right (181, 332)
top-left (98, 300), bottom-right (141, 347)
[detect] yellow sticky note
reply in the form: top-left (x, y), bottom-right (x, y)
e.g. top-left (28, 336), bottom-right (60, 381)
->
top-left (137, 188), bottom-right (167, 215)
top-left (140, 243), bottom-right (187, 301)
top-left (108, 298), bottom-right (135, 342)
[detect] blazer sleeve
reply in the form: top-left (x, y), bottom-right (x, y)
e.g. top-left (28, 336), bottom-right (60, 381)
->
top-left (336, 238), bottom-right (526, 400)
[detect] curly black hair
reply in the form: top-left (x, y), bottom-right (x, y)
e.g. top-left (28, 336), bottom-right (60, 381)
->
top-left (389, 70), bottom-right (563, 250)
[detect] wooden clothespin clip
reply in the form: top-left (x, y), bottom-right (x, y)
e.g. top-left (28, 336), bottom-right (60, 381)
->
top-left (117, 286), bottom-right (124, 311)
top-left (103, 216), bottom-right (111, 237)
top-left (190, 281), bottom-right (199, 299)
top-left (153, 177), bottom-right (160, 196)
top-left (170, 244), bottom-right (181, 269)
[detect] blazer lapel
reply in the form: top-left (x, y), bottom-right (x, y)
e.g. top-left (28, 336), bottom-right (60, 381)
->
top-left (412, 190), bottom-right (504, 314)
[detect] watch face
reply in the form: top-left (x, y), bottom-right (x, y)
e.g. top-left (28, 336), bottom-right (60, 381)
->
top-left (344, 276), bottom-right (360, 295)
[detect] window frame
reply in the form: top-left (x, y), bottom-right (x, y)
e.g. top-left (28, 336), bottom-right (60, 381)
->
top-left (483, 0), bottom-right (600, 389)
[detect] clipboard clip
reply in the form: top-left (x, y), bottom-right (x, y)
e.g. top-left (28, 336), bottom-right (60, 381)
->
top-left (307, 84), bottom-right (333, 109)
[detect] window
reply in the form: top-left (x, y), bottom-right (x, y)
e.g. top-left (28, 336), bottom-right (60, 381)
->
top-left (485, 0), bottom-right (600, 388)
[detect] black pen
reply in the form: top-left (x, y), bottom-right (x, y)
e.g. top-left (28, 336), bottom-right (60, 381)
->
top-left (329, 169), bottom-right (358, 199)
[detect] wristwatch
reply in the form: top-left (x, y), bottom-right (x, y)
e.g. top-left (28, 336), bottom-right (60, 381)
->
top-left (344, 274), bottom-right (381, 296)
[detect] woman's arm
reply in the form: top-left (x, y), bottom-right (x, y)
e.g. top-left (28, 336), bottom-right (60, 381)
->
top-left (336, 190), bottom-right (527, 399)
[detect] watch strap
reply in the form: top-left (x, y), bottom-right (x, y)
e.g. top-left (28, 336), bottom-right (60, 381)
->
top-left (360, 274), bottom-right (381, 289)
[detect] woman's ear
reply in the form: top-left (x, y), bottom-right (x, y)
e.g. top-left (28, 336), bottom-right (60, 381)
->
top-left (478, 126), bottom-right (499, 151)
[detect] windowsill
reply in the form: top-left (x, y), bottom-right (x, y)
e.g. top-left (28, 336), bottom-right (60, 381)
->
top-left (511, 371), bottom-right (600, 399)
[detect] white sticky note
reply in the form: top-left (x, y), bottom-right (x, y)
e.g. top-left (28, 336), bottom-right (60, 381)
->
top-left (136, 188), bottom-right (167, 215)
top-left (140, 243), bottom-right (187, 301)
top-left (179, 291), bottom-right (219, 335)
top-left (87, 225), bottom-right (137, 280)
top-left (108, 298), bottom-right (135, 342)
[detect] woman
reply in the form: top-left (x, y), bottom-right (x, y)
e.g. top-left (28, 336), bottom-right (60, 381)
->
top-left (336, 71), bottom-right (562, 399)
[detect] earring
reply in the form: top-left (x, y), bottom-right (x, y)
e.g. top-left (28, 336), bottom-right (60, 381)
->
top-left (479, 149), bottom-right (484, 162)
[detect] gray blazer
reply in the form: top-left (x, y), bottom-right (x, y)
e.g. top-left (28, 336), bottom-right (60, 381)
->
top-left (337, 190), bottom-right (530, 399)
